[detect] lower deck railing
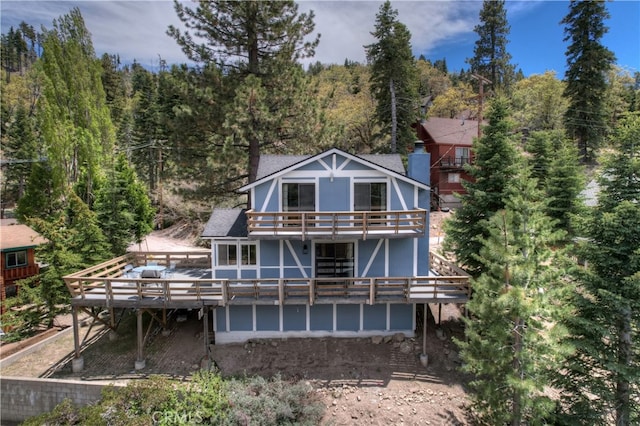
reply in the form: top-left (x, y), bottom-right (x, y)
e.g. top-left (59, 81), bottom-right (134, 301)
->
top-left (63, 251), bottom-right (470, 307)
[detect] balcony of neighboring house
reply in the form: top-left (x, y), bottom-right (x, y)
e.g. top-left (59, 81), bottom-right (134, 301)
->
top-left (244, 209), bottom-right (427, 241)
top-left (437, 155), bottom-right (471, 171)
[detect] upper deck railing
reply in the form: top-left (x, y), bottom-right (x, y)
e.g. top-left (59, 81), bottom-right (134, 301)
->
top-left (245, 208), bottom-right (427, 240)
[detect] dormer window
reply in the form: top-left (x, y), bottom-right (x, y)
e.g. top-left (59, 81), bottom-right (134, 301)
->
top-left (283, 183), bottom-right (315, 212)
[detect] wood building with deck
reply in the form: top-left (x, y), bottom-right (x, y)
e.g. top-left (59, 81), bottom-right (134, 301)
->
top-left (63, 146), bottom-right (470, 371)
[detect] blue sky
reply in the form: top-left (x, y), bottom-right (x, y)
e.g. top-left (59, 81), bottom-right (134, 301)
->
top-left (1, 1), bottom-right (638, 78)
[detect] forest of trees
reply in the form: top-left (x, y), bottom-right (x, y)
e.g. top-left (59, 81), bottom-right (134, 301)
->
top-left (1, 1), bottom-right (638, 424)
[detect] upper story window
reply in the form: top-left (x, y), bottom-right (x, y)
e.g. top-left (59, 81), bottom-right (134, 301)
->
top-left (448, 173), bottom-right (461, 183)
top-left (354, 182), bottom-right (387, 211)
top-left (283, 183), bottom-right (315, 212)
top-left (6, 250), bottom-right (27, 268)
top-left (455, 147), bottom-right (471, 166)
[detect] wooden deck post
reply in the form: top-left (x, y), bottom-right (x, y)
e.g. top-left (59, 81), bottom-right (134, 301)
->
top-left (135, 309), bottom-right (145, 370)
top-left (203, 306), bottom-right (210, 359)
top-left (71, 306), bottom-right (84, 372)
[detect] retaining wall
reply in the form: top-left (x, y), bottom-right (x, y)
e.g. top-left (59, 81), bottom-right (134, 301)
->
top-left (0, 377), bottom-right (124, 423)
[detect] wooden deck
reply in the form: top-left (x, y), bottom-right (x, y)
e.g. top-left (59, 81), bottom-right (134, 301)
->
top-left (63, 251), bottom-right (470, 309)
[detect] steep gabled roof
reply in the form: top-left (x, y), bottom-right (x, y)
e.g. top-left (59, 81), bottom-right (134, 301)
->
top-left (420, 117), bottom-right (479, 147)
top-left (201, 209), bottom-right (248, 238)
top-left (240, 148), bottom-right (427, 192)
top-left (0, 224), bottom-right (48, 251)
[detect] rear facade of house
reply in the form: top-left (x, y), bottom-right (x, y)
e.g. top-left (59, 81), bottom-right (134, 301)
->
top-left (202, 147), bottom-right (431, 343)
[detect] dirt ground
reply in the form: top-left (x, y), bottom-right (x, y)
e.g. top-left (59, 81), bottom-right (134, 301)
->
top-left (1, 211), bottom-right (470, 425)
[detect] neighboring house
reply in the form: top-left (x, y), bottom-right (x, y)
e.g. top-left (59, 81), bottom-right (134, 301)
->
top-left (414, 117), bottom-right (480, 209)
top-left (0, 220), bottom-right (47, 303)
top-left (201, 146), bottom-right (432, 343)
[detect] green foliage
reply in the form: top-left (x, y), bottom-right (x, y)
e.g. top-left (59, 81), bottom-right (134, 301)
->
top-left (443, 98), bottom-right (521, 276)
top-left (511, 71), bottom-right (568, 131)
top-left (365, 1), bottom-right (418, 154)
top-left (38, 7), bottom-right (116, 203)
top-left (555, 113), bottom-right (640, 425)
top-left (562, 0), bottom-right (616, 163)
top-left (224, 374), bottom-right (324, 426)
top-left (94, 153), bottom-right (154, 255)
top-left (23, 372), bottom-right (323, 426)
top-left (467, 0), bottom-right (515, 93)
top-left (457, 169), bottom-right (571, 425)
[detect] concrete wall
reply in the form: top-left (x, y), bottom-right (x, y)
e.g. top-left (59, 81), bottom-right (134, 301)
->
top-left (0, 377), bottom-right (124, 423)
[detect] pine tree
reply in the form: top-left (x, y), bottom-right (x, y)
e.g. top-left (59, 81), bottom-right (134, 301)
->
top-left (457, 169), bottom-right (570, 425)
top-left (168, 0), bottom-right (319, 185)
top-left (562, 0), bottom-right (616, 163)
top-left (365, 0), bottom-right (418, 154)
top-left (466, 0), bottom-right (515, 93)
top-left (94, 154), bottom-right (154, 255)
top-left (555, 113), bottom-right (640, 425)
top-left (443, 98), bottom-right (520, 276)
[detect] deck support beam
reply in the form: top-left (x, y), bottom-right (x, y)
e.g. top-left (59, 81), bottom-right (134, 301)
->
top-left (420, 303), bottom-right (429, 367)
top-left (71, 306), bottom-right (84, 372)
top-left (203, 306), bottom-right (209, 360)
top-left (135, 309), bottom-right (145, 370)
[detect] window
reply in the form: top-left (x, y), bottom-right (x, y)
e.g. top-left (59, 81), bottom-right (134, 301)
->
top-left (354, 182), bottom-right (386, 211)
top-left (217, 243), bottom-right (257, 266)
top-left (6, 250), bottom-right (27, 268)
top-left (455, 147), bottom-right (470, 166)
top-left (448, 173), bottom-right (461, 183)
top-left (283, 183), bottom-right (315, 212)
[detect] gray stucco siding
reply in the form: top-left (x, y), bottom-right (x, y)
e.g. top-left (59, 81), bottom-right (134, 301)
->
top-left (389, 304), bottom-right (413, 330)
top-left (256, 305), bottom-right (279, 331)
top-left (216, 269), bottom-right (238, 279)
top-left (240, 269), bottom-right (257, 279)
top-left (310, 304), bottom-right (333, 330)
top-left (336, 304), bottom-right (360, 331)
top-left (283, 305), bottom-right (306, 331)
top-left (363, 303), bottom-right (387, 329)
top-left (229, 305), bottom-right (253, 331)
top-left (390, 180), bottom-right (415, 210)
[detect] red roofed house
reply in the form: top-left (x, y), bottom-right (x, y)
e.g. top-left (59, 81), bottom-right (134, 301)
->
top-left (0, 220), bottom-right (47, 304)
top-left (414, 117), bottom-right (480, 209)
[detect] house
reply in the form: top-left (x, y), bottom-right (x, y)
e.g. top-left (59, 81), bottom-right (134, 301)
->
top-left (414, 117), bottom-right (480, 209)
top-left (63, 145), bottom-right (470, 370)
top-left (0, 220), bottom-right (47, 304)
top-left (201, 146), bottom-right (433, 343)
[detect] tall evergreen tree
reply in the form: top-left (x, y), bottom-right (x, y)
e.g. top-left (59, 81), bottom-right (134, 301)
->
top-left (365, 0), bottom-right (417, 154)
top-left (94, 154), bottom-right (155, 255)
top-left (562, 0), bottom-right (615, 163)
top-left (555, 113), bottom-right (640, 426)
top-left (443, 98), bottom-right (520, 276)
top-left (168, 0), bottom-right (320, 185)
top-left (466, 0), bottom-right (515, 93)
top-left (457, 170), bottom-right (570, 425)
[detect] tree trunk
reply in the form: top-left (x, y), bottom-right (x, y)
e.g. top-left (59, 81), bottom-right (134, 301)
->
top-left (389, 78), bottom-right (397, 153)
top-left (615, 305), bottom-right (632, 426)
top-left (511, 317), bottom-right (523, 426)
